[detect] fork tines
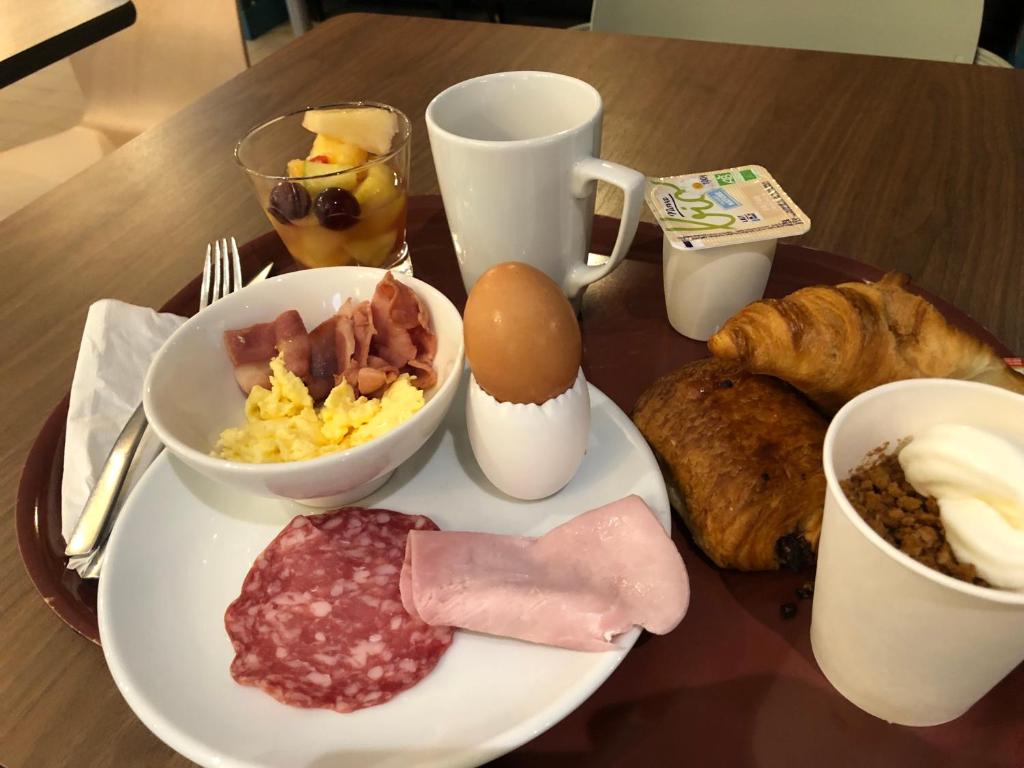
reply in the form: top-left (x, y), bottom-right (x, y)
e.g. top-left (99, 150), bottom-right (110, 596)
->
top-left (201, 237), bottom-right (243, 309)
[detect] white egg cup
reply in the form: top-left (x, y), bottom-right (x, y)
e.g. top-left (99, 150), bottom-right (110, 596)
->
top-left (465, 369), bottom-right (590, 500)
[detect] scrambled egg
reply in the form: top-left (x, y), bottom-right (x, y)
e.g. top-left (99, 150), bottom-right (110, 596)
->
top-left (214, 355), bottom-right (424, 463)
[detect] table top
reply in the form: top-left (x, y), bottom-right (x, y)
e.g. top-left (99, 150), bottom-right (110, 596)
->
top-left (1, 12), bottom-right (1021, 768)
top-left (0, 0), bottom-right (135, 87)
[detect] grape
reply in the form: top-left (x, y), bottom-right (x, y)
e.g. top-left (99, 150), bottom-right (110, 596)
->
top-left (314, 187), bottom-right (361, 231)
top-left (268, 181), bottom-right (310, 224)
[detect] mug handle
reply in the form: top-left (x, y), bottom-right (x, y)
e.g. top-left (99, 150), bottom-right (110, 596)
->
top-left (566, 156), bottom-right (646, 296)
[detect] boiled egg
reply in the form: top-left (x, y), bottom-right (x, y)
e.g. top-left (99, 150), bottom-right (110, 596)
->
top-left (463, 262), bottom-right (581, 404)
top-left (463, 262), bottom-right (590, 500)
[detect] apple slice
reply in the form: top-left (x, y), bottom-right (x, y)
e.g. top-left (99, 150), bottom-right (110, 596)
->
top-left (308, 134), bottom-right (368, 167)
top-left (286, 158), bottom-right (305, 178)
top-left (301, 108), bottom-right (399, 155)
top-left (302, 159), bottom-right (358, 195)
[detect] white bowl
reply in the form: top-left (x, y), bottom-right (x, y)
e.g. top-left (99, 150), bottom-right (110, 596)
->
top-left (143, 266), bottom-right (464, 506)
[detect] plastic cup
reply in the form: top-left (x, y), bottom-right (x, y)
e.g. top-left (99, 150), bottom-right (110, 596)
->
top-left (811, 378), bottom-right (1024, 726)
top-left (662, 235), bottom-right (775, 341)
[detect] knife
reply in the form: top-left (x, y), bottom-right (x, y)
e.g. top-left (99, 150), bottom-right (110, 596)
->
top-left (64, 262), bottom-right (274, 558)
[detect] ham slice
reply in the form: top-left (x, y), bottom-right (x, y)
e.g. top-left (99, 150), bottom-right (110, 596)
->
top-left (400, 495), bottom-right (689, 652)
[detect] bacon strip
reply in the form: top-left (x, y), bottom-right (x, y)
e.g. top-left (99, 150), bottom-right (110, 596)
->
top-left (223, 321), bottom-right (277, 393)
top-left (307, 318), bottom-right (338, 402)
top-left (223, 275), bottom-right (437, 399)
top-left (406, 359), bottom-right (436, 390)
top-left (273, 310), bottom-right (310, 380)
top-left (224, 321), bottom-right (276, 365)
top-left (232, 361), bottom-right (271, 393)
top-left (224, 311), bottom-right (311, 394)
top-left (351, 300), bottom-right (375, 369)
top-left (335, 306), bottom-right (357, 380)
top-left (370, 273), bottom-right (437, 390)
top-left (357, 367), bottom-right (390, 397)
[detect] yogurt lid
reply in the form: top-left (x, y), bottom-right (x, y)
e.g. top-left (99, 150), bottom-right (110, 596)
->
top-left (646, 165), bottom-right (810, 250)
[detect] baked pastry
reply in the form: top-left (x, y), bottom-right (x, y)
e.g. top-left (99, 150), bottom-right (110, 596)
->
top-left (632, 358), bottom-right (826, 571)
top-left (708, 272), bottom-right (1024, 412)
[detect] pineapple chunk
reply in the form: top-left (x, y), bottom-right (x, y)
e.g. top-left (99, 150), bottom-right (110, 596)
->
top-left (309, 134), bottom-right (368, 167)
top-left (347, 230), bottom-right (398, 267)
top-left (274, 219), bottom-right (354, 268)
top-left (303, 160), bottom-right (358, 195)
top-left (354, 163), bottom-right (399, 208)
top-left (301, 108), bottom-right (399, 155)
top-left (349, 194), bottom-right (405, 239)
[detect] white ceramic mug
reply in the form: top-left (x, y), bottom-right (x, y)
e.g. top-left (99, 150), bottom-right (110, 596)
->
top-left (426, 71), bottom-right (645, 299)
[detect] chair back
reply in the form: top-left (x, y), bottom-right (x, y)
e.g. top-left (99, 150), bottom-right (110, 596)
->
top-left (591, 0), bottom-right (983, 63)
top-left (70, 0), bottom-right (249, 142)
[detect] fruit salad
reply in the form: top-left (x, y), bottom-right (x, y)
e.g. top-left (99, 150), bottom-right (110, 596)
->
top-left (244, 105), bottom-right (410, 270)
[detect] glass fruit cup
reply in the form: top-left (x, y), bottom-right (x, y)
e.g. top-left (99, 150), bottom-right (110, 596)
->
top-left (235, 102), bottom-right (411, 271)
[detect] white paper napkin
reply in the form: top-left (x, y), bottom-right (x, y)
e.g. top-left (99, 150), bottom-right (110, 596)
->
top-left (62, 300), bottom-right (186, 576)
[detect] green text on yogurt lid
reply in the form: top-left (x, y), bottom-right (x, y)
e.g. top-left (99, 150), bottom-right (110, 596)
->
top-left (645, 165), bottom-right (811, 250)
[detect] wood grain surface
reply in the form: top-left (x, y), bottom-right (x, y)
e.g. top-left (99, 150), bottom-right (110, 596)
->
top-left (1, 13), bottom-right (1022, 768)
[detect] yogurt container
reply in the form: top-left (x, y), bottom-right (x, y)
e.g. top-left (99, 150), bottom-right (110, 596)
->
top-left (646, 166), bottom-right (810, 340)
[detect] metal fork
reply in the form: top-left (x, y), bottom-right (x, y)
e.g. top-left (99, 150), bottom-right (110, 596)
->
top-left (201, 237), bottom-right (244, 309)
top-left (69, 238), bottom-right (252, 578)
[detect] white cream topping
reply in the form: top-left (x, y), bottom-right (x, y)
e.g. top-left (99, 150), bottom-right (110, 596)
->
top-left (898, 424), bottom-right (1024, 591)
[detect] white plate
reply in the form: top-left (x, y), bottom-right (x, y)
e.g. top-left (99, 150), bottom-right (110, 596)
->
top-left (99, 375), bottom-right (669, 768)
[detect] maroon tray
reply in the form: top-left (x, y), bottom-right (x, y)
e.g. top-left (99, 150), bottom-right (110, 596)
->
top-left (16, 196), bottom-right (1022, 766)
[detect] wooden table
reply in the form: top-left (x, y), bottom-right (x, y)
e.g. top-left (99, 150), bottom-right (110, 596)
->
top-left (1, 13), bottom-right (1021, 767)
top-left (0, 0), bottom-right (136, 87)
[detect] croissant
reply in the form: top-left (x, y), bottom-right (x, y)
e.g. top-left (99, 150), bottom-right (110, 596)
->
top-left (708, 273), bottom-right (1024, 412)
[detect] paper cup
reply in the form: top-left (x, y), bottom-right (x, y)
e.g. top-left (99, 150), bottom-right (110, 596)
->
top-left (662, 236), bottom-right (775, 341)
top-left (811, 379), bottom-right (1024, 726)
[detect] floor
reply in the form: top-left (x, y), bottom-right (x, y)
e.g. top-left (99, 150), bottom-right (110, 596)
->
top-left (0, 23), bottom-right (296, 220)
top-left (0, 59), bottom-right (87, 154)
top-left (247, 22), bottom-right (298, 64)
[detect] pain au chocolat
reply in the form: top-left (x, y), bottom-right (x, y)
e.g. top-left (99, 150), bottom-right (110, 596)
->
top-left (632, 358), bottom-right (826, 571)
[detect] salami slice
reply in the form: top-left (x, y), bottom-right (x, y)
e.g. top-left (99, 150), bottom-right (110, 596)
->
top-left (225, 507), bottom-right (453, 713)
